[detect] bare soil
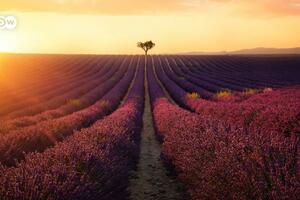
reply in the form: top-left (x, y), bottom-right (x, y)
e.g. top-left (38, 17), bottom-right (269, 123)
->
top-left (127, 63), bottom-right (187, 200)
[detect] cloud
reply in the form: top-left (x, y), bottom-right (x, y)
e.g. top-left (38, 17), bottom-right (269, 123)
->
top-left (184, 0), bottom-right (300, 17)
top-left (258, 0), bottom-right (300, 16)
top-left (0, 0), bottom-right (299, 16)
top-left (218, 0), bottom-right (300, 17)
top-left (0, 0), bottom-right (191, 15)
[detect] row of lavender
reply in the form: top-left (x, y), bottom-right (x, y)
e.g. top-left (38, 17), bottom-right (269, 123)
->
top-left (0, 58), bottom-right (145, 199)
top-left (0, 54), bottom-right (299, 199)
top-left (0, 56), bottom-right (127, 133)
top-left (0, 56), bottom-right (140, 166)
top-left (0, 54), bottom-right (78, 94)
top-left (154, 55), bottom-right (300, 107)
top-left (172, 56), bottom-right (272, 92)
top-left (2, 55), bottom-right (298, 120)
top-left (156, 55), bottom-right (300, 100)
top-left (186, 56), bottom-right (274, 86)
top-left (1, 57), bottom-right (112, 118)
top-left (184, 55), bottom-right (300, 86)
top-left (148, 56), bottom-right (300, 199)
top-left (0, 55), bottom-right (107, 116)
top-left (0, 55), bottom-right (118, 97)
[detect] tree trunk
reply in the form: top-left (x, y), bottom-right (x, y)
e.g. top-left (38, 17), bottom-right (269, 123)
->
top-left (145, 50), bottom-right (148, 56)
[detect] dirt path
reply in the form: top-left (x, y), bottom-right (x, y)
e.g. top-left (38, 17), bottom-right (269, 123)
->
top-left (127, 61), bottom-right (186, 200)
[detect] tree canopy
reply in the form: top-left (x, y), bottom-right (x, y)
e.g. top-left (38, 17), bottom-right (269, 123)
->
top-left (137, 41), bottom-right (155, 55)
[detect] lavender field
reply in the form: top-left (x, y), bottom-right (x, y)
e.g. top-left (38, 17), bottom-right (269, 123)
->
top-left (0, 54), bottom-right (299, 200)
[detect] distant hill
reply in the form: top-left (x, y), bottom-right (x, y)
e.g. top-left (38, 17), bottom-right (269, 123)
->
top-left (182, 47), bottom-right (300, 55)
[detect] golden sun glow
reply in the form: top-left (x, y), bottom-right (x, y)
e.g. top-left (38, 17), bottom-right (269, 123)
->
top-left (0, 0), bottom-right (300, 54)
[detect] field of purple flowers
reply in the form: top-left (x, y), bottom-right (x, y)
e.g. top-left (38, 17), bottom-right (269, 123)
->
top-left (0, 54), bottom-right (299, 199)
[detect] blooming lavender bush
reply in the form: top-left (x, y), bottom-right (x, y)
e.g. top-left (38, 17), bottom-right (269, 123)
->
top-left (0, 57), bottom-right (125, 134)
top-left (153, 88), bottom-right (300, 199)
top-left (0, 57), bottom-right (145, 199)
top-left (0, 57), bottom-right (137, 166)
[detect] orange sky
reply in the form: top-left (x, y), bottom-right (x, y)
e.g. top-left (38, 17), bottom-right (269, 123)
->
top-left (0, 0), bottom-right (300, 54)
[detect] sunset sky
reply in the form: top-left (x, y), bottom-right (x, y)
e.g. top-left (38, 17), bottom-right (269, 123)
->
top-left (0, 0), bottom-right (300, 54)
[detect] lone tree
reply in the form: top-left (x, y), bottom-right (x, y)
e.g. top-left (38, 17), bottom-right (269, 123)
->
top-left (137, 40), bottom-right (155, 55)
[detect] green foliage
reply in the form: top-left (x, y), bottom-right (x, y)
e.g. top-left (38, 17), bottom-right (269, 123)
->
top-left (137, 40), bottom-right (155, 55)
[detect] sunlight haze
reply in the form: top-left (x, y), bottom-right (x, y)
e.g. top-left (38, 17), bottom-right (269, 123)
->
top-left (0, 0), bottom-right (299, 54)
